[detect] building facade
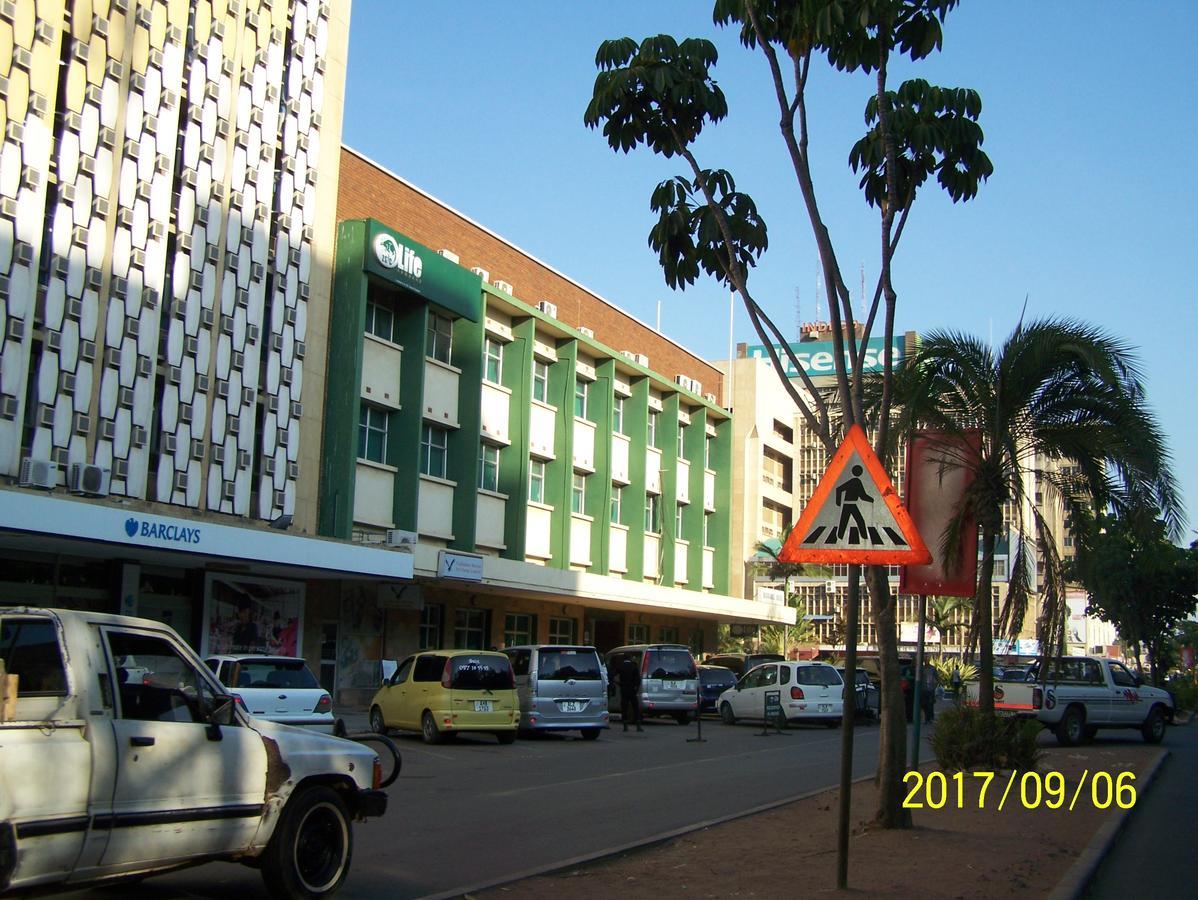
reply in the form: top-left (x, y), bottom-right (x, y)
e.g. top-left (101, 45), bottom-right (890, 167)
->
top-left (319, 150), bottom-right (793, 699)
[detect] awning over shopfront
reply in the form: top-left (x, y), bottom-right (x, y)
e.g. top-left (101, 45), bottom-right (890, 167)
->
top-left (0, 490), bottom-right (413, 581)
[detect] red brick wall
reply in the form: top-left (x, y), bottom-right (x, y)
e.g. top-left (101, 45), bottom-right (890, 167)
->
top-left (337, 148), bottom-right (723, 395)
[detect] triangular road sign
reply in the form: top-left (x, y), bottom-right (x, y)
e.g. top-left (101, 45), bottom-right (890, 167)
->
top-left (779, 424), bottom-right (931, 565)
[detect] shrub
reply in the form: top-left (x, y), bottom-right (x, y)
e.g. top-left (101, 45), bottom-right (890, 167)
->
top-left (930, 705), bottom-right (1041, 772)
top-left (1166, 677), bottom-right (1198, 711)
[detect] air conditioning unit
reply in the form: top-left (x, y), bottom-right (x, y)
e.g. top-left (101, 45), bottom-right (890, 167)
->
top-left (470, 266), bottom-right (490, 283)
top-left (691, 381), bottom-right (702, 395)
top-left (438, 249), bottom-right (460, 264)
top-left (536, 300), bottom-right (558, 318)
top-left (493, 279), bottom-right (513, 294)
top-left (621, 350), bottom-right (636, 361)
top-left (385, 528), bottom-right (418, 551)
top-left (68, 462), bottom-right (111, 496)
top-left (704, 392), bottom-right (717, 403)
top-left (634, 353), bottom-right (650, 367)
top-left (675, 374), bottom-right (692, 391)
top-left (18, 457), bottom-right (59, 489)
top-left (578, 325), bottom-right (594, 338)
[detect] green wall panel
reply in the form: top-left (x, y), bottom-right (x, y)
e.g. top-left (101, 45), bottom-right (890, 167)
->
top-left (500, 317), bottom-right (535, 558)
top-left (449, 315), bottom-right (484, 550)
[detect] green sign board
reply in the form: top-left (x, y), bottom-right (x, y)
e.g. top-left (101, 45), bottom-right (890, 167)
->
top-left (363, 220), bottom-right (482, 322)
top-left (764, 689), bottom-right (783, 723)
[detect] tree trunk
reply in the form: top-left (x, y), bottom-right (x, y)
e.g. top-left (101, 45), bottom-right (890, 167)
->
top-left (976, 523), bottom-right (998, 714)
top-left (867, 565), bottom-right (911, 828)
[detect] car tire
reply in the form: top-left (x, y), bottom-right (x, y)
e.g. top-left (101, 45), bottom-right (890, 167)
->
top-left (421, 711), bottom-right (443, 745)
top-left (369, 705), bottom-right (387, 735)
top-left (581, 727), bottom-right (602, 741)
top-left (720, 702), bottom-right (736, 726)
top-left (260, 785), bottom-right (352, 900)
top-left (1141, 706), bottom-right (1167, 744)
top-left (826, 718), bottom-right (841, 729)
top-left (496, 730), bottom-right (516, 745)
top-left (1055, 706), bottom-right (1085, 747)
top-left (1084, 725), bottom-right (1099, 742)
top-left (674, 712), bottom-right (690, 726)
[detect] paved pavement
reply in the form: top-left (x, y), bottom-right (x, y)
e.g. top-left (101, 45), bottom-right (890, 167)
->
top-left (1084, 716), bottom-right (1196, 898)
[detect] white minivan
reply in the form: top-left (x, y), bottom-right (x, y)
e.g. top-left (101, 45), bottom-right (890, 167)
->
top-left (718, 661), bottom-right (844, 728)
top-left (504, 645), bottom-right (609, 740)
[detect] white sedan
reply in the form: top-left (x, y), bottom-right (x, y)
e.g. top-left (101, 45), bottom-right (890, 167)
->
top-left (718, 661), bottom-right (844, 727)
top-left (205, 654), bottom-right (336, 733)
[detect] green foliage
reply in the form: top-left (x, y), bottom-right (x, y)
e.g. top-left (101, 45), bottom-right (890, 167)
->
top-left (930, 655), bottom-right (976, 689)
top-left (930, 705), bottom-right (1041, 772)
top-left (1166, 677), bottom-right (1198, 712)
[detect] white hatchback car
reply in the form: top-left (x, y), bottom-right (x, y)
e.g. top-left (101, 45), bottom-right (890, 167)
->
top-left (205, 654), bottom-right (335, 733)
top-left (718, 661), bottom-right (844, 727)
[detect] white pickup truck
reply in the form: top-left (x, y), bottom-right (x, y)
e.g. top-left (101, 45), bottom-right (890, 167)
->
top-left (964, 656), bottom-right (1174, 746)
top-left (0, 608), bottom-right (389, 898)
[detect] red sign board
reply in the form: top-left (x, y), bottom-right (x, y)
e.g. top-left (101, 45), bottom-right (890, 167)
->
top-left (899, 430), bottom-right (980, 597)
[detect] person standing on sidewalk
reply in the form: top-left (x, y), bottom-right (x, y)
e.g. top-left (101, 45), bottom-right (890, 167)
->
top-left (618, 657), bottom-right (644, 733)
top-left (921, 664), bottom-right (938, 724)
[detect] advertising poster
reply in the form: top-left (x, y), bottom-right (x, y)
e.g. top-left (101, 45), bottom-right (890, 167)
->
top-left (202, 573), bottom-right (304, 657)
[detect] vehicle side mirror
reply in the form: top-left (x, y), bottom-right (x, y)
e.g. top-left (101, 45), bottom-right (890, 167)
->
top-left (1134, 675), bottom-right (1144, 687)
top-left (208, 694), bottom-right (236, 727)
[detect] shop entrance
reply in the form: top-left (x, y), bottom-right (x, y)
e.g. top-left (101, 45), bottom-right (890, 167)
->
top-left (590, 617), bottom-right (625, 653)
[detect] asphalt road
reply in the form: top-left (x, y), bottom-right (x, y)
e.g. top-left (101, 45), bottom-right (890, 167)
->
top-left (93, 712), bottom-right (891, 899)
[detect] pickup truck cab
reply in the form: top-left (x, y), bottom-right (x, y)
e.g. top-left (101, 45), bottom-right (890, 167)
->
top-left (0, 608), bottom-right (387, 898)
top-left (964, 656), bottom-right (1174, 746)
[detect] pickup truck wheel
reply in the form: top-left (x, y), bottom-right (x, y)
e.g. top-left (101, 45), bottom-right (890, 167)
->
top-left (720, 702), bottom-right (736, 725)
top-left (421, 711), bottom-right (443, 745)
top-left (1055, 706), bottom-right (1085, 747)
top-left (581, 727), bottom-right (601, 741)
top-left (369, 706), bottom-right (387, 735)
top-left (1084, 725), bottom-right (1099, 742)
top-left (1142, 706), bottom-right (1167, 744)
top-left (261, 786), bottom-right (352, 899)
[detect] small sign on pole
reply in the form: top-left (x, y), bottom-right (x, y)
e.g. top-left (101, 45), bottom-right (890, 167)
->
top-left (757, 689), bottom-right (788, 736)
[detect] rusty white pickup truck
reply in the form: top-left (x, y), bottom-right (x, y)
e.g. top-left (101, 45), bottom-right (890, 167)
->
top-left (0, 608), bottom-right (389, 898)
top-left (964, 656), bottom-right (1174, 746)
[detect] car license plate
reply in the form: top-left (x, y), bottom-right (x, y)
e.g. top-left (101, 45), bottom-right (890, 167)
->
top-left (474, 700), bottom-right (492, 712)
top-left (559, 701), bottom-right (584, 713)
top-left (664, 680), bottom-right (685, 690)
top-left (818, 704), bottom-right (832, 713)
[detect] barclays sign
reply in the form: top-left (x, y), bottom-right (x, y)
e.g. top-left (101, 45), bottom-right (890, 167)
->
top-left (124, 516), bottom-right (202, 544)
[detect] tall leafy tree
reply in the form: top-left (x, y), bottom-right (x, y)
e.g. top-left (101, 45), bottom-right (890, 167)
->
top-left (888, 319), bottom-right (1180, 710)
top-left (1069, 511), bottom-right (1198, 685)
top-left (585, 0), bottom-right (992, 834)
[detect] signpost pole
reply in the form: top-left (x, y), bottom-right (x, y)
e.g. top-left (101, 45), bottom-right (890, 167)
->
top-left (687, 682), bottom-right (706, 743)
top-left (836, 564), bottom-right (861, 890)
top-left (911, 593), bottom-right (927, 769)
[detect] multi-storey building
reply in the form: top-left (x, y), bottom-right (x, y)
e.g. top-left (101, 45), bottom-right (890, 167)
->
top-left (321, 150), bottom-right (793, 699)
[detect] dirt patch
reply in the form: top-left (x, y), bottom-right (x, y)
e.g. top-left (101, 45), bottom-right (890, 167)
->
top-left (482, 743), bottom-right (1163, 899)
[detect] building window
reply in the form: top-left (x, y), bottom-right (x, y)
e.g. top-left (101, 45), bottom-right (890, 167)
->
top-left (677, 422), bottom-right (685, 456)
top-left (648, 411), bottom-right (659, 448)
top-left (675, 505), bottom-right (684, 538)
top-left (484, 338), bottom-right (503, 384)
top-left (358, 405), bottom-right (388, 463)
top-left (529, 459), bottom-right (546, 504)
top-left (532, 360), bottom-right (549, 403)
top-left (427, 311), bottom-right (453, 364)
top-left (645, 494), bottom-right (661, 534)
top-left (420, 424), bottom-right (448, 478)
top-left (365, 298), bottom-right (397, 343)
top-left (548, 617), bottom-right (577, 644)
top-left (703, 513), bottom-right (710, 547)
top-left (574, 379), bottom-right (589, 420)
top-left (572, 472), bottom-right (586, 514)
top-left (612, 396), bottom-right (625, 434)
top-left (454, 608), bottom-right (487, 650)
top-left (660, 626), bottom-right (679, 644)
top-left (629, 623), bottom-right (649, 644)
top-left (704, 436), bottom-right (712, 469)
top-left (611, 485), bottom-right (623, 524)
top-left (419, 603), bottom-right (443, 650)
top-left (504, 613), bottom-right (534, 647)
top-left (479, 443), bottom-right (500, 492)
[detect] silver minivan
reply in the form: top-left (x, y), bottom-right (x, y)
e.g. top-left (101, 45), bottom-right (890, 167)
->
top-left (606, 644), bottom-right (699, 725)
top-left (504, 645), bottom-right (609, 740)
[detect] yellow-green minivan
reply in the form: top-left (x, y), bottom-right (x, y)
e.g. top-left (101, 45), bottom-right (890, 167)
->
top-left (368, 650), bottom-right (518, 744)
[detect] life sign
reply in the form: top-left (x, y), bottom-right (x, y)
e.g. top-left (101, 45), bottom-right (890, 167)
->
top-left (780, 424), bottom-right (930, 566)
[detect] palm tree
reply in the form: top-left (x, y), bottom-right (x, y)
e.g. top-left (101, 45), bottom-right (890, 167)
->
top-left (926, 596), bottom-right (971, 651)
top-left (887, 318), bottom-right (1179, 714)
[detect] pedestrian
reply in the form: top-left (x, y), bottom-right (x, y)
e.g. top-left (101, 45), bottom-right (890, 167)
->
top-left (618, 657), bottom-right (643, 733)
top-left (921, 664), bottom-right (937, 724)
top-left (950, 666), bottom-right (962, 697)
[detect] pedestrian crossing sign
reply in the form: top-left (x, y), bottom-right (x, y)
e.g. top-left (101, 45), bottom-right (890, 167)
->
top-left (779, 424), bottom-right (931, 565)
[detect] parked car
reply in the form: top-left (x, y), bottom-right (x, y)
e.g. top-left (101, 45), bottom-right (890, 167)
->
top-left (999, 665), bottom-right (1031, 682)
top-left (504, 645), bottom-right (609, 739)
top-left (205, 654), bottom-right (335, 733)
top-left (0, 608), bottom-right (387, 898)
top-left (369, 650), bottom-right (518, 744)
top-left (698, 665), bottom-right (738, 714)
top-left (605, 644), bottom-right (699, 725)
top-left (836, 666), bottom-right (878, 717)
top-left (703, 651), bottom-right (784, 679)
top-left (718, 661), bottom-right (844, 727)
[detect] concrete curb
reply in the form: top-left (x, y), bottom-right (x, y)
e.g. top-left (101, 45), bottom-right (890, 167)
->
top-left (417, 772), bottom-right (879, 900)
top-left (1046, 747), bottom-right (1172, 900)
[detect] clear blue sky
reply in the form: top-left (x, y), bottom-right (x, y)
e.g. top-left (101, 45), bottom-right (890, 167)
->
top-left (344, 1), bottom-right (1198, 535)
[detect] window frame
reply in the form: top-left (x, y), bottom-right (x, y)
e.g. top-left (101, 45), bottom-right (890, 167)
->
top-left (647, 411), bottom-right (659, 449)
top-left (612, 396), bottom-right (625, 435)
top-left (358, 404), bottom-right (389, 463)
top-left (365, 298), bottom-right (397, 344)
top-left (420, 423), bottom-right (449, 479)
top-left (529, 458), bottom-right (546, 504)
top-left (571, 472), bottom-right (586, 515)
top-left (574, 378), bottom-right (589, 420)
top-left (548, 617), bottom-right (577, 644)
top-left (483, 337), bottom-right (503, 384)
top-left (532, 360), bottom-right (549, 403)
top-left (427, 311), bottom-right (454, 364)
top-left (479, 443), bottom-right (500, 492)
top-left (645, 493), bottom-right (661, 534)
top-left (610, 485), bottom-right (623, 524)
